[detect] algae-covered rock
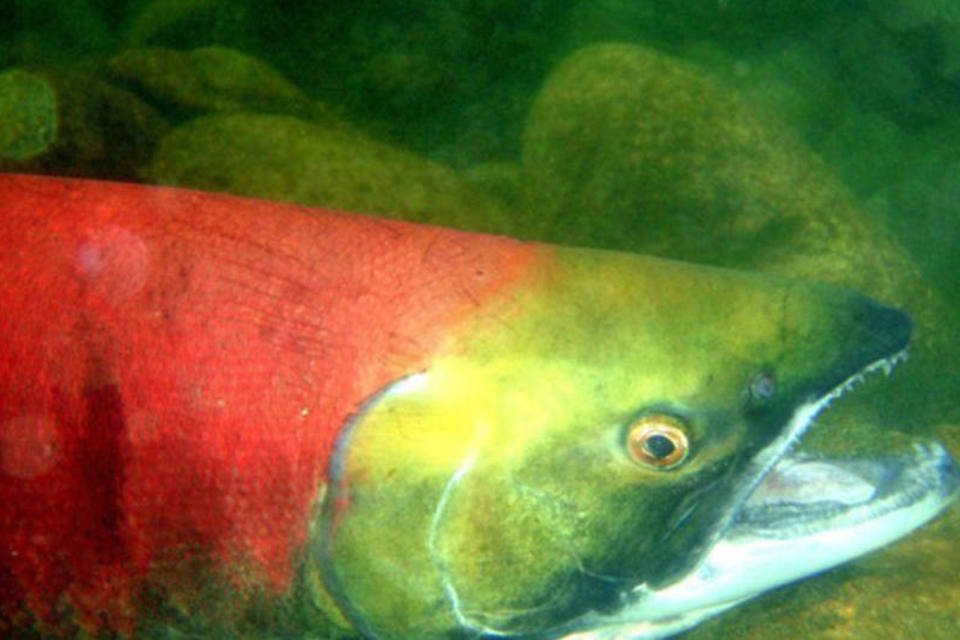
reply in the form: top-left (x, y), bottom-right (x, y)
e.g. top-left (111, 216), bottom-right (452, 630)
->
top-left (0, 68), bottom-right (169, 180)
top-left (0, 68), bottom-right (57, 160)
top-left (109, 46), bottom-right (335, 124)
top-left (521, 42), bottom-right (960, 436)
top-left (146, 113), bottom-right (513, 234)
top-left (522, 43), bottom-right (897, 285)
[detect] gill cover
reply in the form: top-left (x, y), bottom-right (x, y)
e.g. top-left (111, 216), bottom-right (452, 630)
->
top-left (314, 247), bottom-right (910, 639)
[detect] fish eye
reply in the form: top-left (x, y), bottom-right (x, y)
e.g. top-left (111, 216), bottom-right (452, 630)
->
top-left (626, 414), bottom-right (690, 470)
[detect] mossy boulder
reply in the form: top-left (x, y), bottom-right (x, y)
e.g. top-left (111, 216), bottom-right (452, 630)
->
top-left (108, 46), bottom-right (337, 124)
top-left (522, 43), bottom-right (895, 286)
top-left (0, 67), bottom-right (169, 180)
top-left (0, 68), bottom-right (57, 160)
top-left (145, 113), bottom-right (513, 234)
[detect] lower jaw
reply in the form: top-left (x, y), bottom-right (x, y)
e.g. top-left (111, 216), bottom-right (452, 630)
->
top-left (556, 348), bottom-right (959, 640)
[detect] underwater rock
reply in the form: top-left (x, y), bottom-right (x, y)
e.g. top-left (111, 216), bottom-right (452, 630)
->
top-left (521, 42), bottom-right (960, 434)
top-left (0, 68), bottom-right (168, 180)
top-left (145, 113), bottom-right (513, 234)
top-left (109, 46), bottom-right (336, 124)
top-left (523, 43), bottom-right (885, 280)
top-left (0, 68), bottom-right (57, 160)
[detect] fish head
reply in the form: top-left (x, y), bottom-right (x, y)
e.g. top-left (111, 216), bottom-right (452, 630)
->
top-left (315, 246), bottom-right (947, 639)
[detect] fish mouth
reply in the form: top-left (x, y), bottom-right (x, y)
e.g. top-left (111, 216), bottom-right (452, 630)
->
top-left (557, 348), bottom-right (960, 640)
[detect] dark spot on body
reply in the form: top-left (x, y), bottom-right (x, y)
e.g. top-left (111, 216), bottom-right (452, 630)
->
top-left (77, 355), bottom-right (127, 563)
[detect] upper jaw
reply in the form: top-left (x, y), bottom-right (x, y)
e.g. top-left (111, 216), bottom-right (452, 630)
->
top-left (556, 348), bottom-right (960, 640)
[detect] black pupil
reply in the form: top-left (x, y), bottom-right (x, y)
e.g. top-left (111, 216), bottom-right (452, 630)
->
top-left (645, 433), bottom-right (676, 459)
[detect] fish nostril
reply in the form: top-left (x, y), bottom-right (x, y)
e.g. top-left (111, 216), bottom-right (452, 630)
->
top-left (859, 301), bottom-right (912, 354)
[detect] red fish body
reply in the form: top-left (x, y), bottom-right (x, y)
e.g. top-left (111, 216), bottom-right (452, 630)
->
top-left (0, 174), bottom-right (536, 635)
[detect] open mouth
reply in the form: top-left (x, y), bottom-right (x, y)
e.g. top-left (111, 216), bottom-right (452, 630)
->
top-left (559, 348), bottom-right (960, 640)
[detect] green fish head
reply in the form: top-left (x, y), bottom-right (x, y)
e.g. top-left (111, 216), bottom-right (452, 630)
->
top-left (315, 247), bottom-right (918, 638)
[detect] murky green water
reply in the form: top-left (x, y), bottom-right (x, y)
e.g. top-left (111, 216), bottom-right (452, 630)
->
top-left (2, 2), bottom-right (959, 638)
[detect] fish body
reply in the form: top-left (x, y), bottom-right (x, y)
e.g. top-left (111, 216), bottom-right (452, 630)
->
top-left (0, 174), bottom-right (955, 639)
